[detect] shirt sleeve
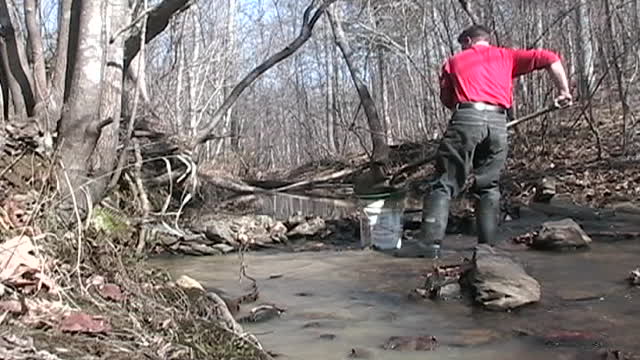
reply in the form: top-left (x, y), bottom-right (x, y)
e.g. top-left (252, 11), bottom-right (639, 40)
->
top-left (510, 48), bottom-right (561, 77)
top-left (439, 61), bottom-right (456, 109)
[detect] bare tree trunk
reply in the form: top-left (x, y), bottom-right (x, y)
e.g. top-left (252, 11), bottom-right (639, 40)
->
top-left (377, 46), bottom-right (391, 144)
top-left (49, 0), bottom-right (72, 124)
top-left (0, 38), bottom-right (26, 117)
top-left (575, 0), bottom-right (594, 99)
top-left (23, 0), bottom-right (47, 121)
top-left (603, 0), bottom-right (631, 153)
top-left (0, 63), bottom-right (7, 119)
top-left (0, 0), bottom-right (35, 118)
top-left (91, 0), bottom-right (130, 199)
top-left (327, 7), bottom-right (389, 164)
top-left (55, 0), bottom-right (107, 219)
top-left (324, 21), bottom-right (336, 154)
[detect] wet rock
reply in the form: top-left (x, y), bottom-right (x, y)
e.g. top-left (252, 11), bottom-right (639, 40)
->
top-left (270, 221), bottom-right (288, 243)
top-left (627, 268), bottom-right (640, 286)
top-left (212, 243), bottom-right (235, 254)
top-left (514, 328), bottom-right (605, 348)
top-left (302, 321), bottom-right (324, 329)
top-left (448, 329), bottom-right (501, 347)
top-left (238, 304), bottom-right (285, 323)
top-left (557, 289), bottom-right (604, 302)
top-left (531, 218), bottom-right (592, 250)
top-left (286, 212), bottom-right (306, 229)
top-left (190, 214), bottom-right (285, 248)
top-left (611, 202), bottom-right (640, 215)
top-left (574, 349), bottom-right (639, 360)
top-left (347, 347), bottom-right (374, 359)
top-left (188, 243), bottom-right (224, 256)
top-left (177, 244), bottom-right (222, 256)
top-left (534, 177), bottom-right (557, 203)
top-left (175, 275), bottom-right (205, 291)
top-left (381, 335), bottom-right (438, 351)
top-left (541, 330), bottom-right (604, 347)
top-left (465, 245), bottom-right (540, 311)
top-left (287, 217), bottom-right (326, 238)
top-left (196, 220), bottom-right (237, 246)
top-left (439, 283), bottom-right (462, 299)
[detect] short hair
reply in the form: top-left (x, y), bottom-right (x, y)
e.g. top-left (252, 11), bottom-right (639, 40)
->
top-left (457, 25), bottom-right (493, 44)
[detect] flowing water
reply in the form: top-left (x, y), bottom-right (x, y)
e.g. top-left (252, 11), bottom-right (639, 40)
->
top-left (153, 194), bottom-right (640, 360)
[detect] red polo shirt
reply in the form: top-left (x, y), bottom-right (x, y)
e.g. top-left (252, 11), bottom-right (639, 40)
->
top-left (439, 44), bottom-right (561, 109)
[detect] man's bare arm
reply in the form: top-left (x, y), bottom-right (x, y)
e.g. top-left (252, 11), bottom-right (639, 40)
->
top-left (546, 60), bottom-right (572, 107)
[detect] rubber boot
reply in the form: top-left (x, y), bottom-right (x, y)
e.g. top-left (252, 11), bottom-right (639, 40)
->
top-left (394, 191), bottom-right (450, 258)
top-left (476, 191), bottom-right (500, 245)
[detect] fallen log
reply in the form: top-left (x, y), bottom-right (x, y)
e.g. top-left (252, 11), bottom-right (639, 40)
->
top-left (273, 166), bottom-right (363, 192)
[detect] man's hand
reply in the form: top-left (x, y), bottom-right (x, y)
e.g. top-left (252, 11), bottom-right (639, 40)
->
top-left (554, 91), bottom-right (573, 108)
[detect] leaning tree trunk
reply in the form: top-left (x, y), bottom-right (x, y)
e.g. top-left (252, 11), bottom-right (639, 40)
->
top-left (327, 7), bottom-right (389, 164)
top-left (55, 0), bottom-right (107, 220)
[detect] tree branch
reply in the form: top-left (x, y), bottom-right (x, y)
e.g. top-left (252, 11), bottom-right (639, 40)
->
top-left (327, 6), bottom-right (389, 164)
top-left (123, 0), bottom-right (194, 70)
top-left (457, 0), bottom-right (479, 25)
top-left (192, 0), bottom-right (337, 147)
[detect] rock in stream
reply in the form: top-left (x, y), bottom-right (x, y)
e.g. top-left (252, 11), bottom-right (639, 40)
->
top-left (381, 335), bottom-right (438, 351)
top-left (464, 244), bottom-right (541, 311)
top-left (530, 218), bottom-right (592, 250)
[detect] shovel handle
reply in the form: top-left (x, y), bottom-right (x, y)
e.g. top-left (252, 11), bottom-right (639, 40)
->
top-left (506, 103), bottom-right (561, 128)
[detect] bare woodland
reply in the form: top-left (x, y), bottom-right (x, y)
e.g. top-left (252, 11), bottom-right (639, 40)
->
top-left (0, 0), bottom-right (638, 218)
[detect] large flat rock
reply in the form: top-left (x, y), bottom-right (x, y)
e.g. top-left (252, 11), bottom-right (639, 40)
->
top-left (466, 245), bottom-right (541, 311)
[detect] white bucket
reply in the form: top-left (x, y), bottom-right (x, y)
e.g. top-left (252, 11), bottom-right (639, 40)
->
top-left (358, 195), bottom-right (405, 250)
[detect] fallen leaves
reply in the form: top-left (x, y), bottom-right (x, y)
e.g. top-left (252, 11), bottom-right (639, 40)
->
top-left (96, 283), bottom-right (125, 302)
top-left (59, 312), bottom-right (111, 334)
top-left (0, 192), bottom-right (39, 234)
top-left (0, 299), bottom-right (25, 315)
top-left (0, 236), bottom-right (56, 294)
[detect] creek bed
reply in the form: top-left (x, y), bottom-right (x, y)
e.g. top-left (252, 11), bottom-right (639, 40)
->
top-left (152, 234), bottom-right (640, 360)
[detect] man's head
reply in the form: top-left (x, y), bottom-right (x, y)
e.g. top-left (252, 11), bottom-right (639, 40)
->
top-left (457, 25), bottom-right (492, 49)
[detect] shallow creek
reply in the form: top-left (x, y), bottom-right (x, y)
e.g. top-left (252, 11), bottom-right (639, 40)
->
top-left (152, 194), bottom-right (640, 359)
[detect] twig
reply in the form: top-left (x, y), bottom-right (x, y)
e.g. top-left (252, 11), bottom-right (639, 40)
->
top-left (159, 157), bottom-right (173, 215)
top-left (61, 167), bottom-right (84, 291)
top-left (109, 6), bottom-right (148, 190)
top-left (134, 140), bottom-right (151, 254)
top-left (0, 151), bottom-right (25, 178)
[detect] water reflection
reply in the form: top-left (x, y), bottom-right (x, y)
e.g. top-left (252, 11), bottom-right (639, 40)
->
top-left (252, 192), bottom-right (358, 219)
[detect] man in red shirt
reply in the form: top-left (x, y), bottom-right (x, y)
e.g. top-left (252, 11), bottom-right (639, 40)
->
top-left (399, 25), bottom-right (571, 258)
